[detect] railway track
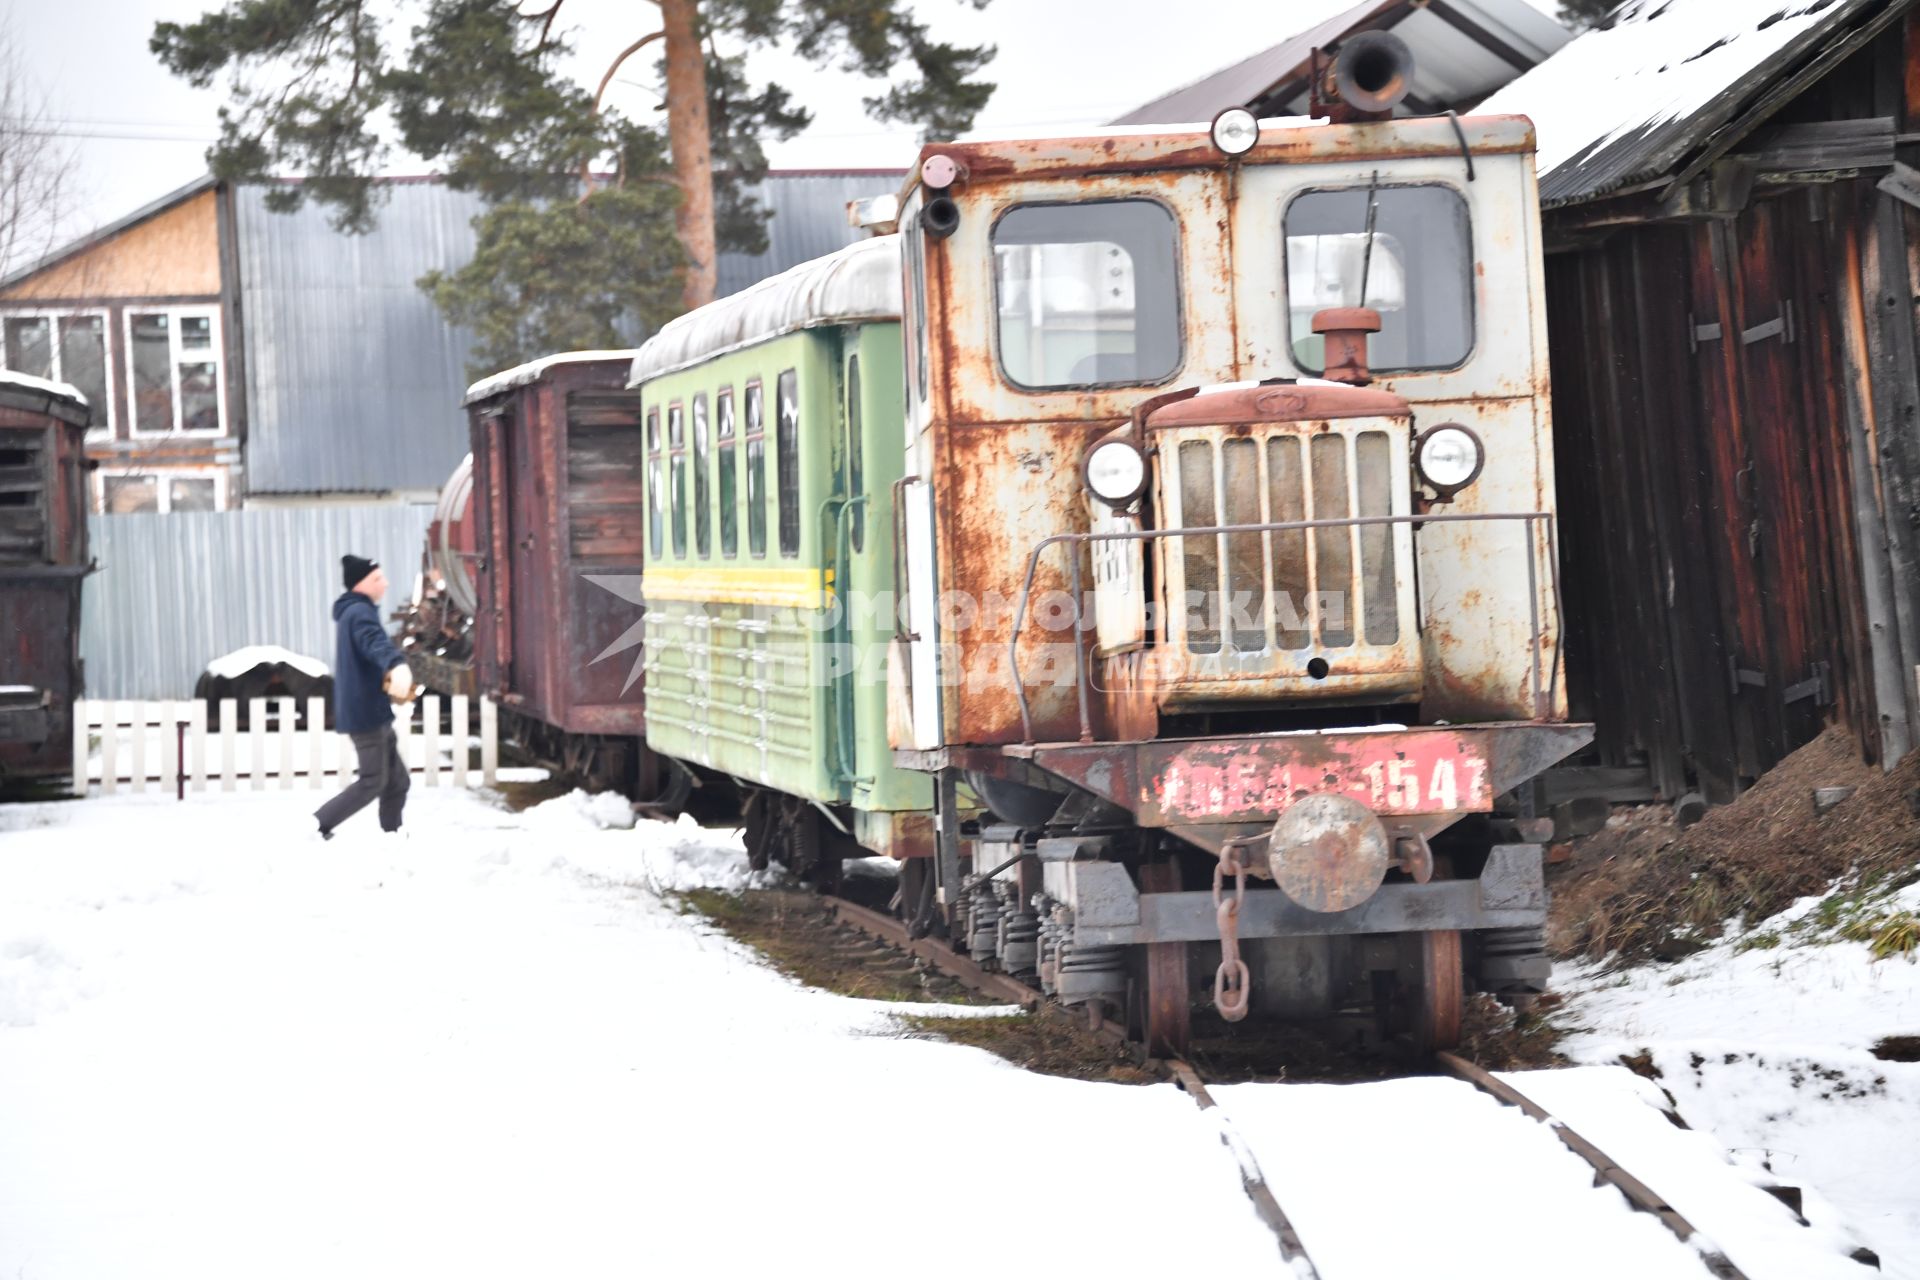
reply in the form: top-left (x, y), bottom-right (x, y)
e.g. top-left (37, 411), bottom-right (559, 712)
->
top-left (825, 894), bottom-right (1761, 1280)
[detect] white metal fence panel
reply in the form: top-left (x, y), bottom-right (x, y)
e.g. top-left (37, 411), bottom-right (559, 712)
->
top-left (80, 505), bottom-right (435, 700)
top-left (72, 697), bottom-right (498, 796)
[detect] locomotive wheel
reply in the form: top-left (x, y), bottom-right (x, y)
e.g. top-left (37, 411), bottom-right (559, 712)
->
top-left (1410, 929), bottom-right (1464, 1054)
top-left (1373, 928), bottom-right (1465, 1054)
top-left (1137, 861), bottom-right (1190, 1057)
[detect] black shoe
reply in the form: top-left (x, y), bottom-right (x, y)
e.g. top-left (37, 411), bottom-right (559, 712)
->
top-left (316, 822), bottom-right (334, 842)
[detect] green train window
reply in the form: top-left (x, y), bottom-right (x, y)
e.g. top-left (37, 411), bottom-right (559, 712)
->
top-left (846, 355), bottom-right (864, 553)
top-left (645, 407), bottom-right (662, 558)
top-left (745, 381), bottom-right (767, 558)
top-left (692, 392), bottom-right (711, 557)
top-left (717, 388), bottom-right (737, 558)
top-left (668, 402), bottom-right (687, 558)
top-left (776, 369), bottom-right (800, 559)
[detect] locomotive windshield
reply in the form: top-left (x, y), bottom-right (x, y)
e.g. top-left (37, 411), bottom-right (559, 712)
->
top-left (992, 198), bottom-right (1182, 391)
top-left (1284, 183), bottom-right (1474, 375)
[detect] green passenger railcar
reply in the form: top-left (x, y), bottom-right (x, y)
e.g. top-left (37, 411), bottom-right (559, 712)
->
top-left (629, 236), bottom-right (932, 862)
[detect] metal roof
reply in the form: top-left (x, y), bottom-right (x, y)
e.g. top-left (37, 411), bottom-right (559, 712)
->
top-left (1479, 0), bottom-right (1916, 207)
top-left (463, 349), bottom-right (637, 406)
top-left (630, 234), bottom-right (902, 385)
top-left (1111, 0), bottom-right (1570, 125)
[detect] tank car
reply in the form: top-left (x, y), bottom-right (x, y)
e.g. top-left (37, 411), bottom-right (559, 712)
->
top-left (0, 372), bottom-right (92, 791)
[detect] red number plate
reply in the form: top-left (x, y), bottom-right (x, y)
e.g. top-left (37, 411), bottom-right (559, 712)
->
top-left (1145, 731), bottom-right (1492, 822)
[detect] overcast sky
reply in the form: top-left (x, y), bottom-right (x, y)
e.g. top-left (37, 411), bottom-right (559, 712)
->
top-left (6, 0), bottom-right (1565, 255)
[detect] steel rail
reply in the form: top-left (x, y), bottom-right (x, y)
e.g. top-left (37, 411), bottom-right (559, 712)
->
top-left (1435, 1052), bottom-right (1750, 1280)
top-left (826, 895), bottom-right (1323, 1276)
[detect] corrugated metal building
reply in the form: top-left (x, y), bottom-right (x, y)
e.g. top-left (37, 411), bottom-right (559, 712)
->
top-left (241, 168), bottom-right (904, 499)
top-left (1481, 0), bottom-right (1920, 798)
top-left (1111, 0), bottom-right (1569, 124)
top-left (235, 179), bottom-right (482, 497)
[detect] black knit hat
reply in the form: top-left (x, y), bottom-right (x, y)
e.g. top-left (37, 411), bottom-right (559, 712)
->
top-left (342, 554), bottom-right (379, 591)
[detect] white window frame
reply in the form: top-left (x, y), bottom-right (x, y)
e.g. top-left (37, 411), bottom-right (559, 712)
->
top-left (124, 305), bottom-right (227, 439)
top-left (94, 466), bottom-right (229, 514)
top-left (0, 306), bottom-right (115, 440)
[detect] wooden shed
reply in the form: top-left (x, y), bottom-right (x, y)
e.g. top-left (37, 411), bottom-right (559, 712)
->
top-left (1483, 0), bottom-right (1920, 803)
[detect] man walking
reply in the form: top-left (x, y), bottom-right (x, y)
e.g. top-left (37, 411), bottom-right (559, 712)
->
top-left (315, 555), bottom-right (414, 839)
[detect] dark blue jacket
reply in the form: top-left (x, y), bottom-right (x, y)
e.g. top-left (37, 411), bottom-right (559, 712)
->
top-left (332, 591), bottom-right (405, 735)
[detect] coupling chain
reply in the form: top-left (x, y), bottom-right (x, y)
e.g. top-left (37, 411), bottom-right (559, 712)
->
top-left (1212, 841), bottom-right (1251, 1021)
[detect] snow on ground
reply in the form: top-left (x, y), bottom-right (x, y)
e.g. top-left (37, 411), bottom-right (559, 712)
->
top-left (0, 786), bottom-right (1279, 1280)
top-left (1552, 883), bottom-right (1920, 1277)
top-left (0, 783), bottom-right (1895, 1279)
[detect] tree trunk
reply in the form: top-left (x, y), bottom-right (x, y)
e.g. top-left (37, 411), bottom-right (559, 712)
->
top-left (661, 0), bottom-right (716, 310)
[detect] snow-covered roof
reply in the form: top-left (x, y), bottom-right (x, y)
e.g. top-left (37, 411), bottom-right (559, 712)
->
top-left (1480, 0), bottom-right (1899, 207)
top-left (203, 645), bottom-right (330, 680)
top-left (0, 369), bottom-right (88, 409)
top-left (628, 234), bottom-right (902, 387)
top-left (463, 350), bottom-right (638, 406)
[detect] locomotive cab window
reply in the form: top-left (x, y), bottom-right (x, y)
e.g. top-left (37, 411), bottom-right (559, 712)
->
top-left (776, 369), bottom-right (800, 559)
top-left (1283, 184), bottom-right (1474, 375)
top-left (993, 198), bottom-right (1182, 391)
top-left (645, 408), bottom-right (663, 558)
top-left (717, 388), bottom-right (737, 557)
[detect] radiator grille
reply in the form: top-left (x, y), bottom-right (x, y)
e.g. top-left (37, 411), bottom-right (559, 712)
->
top-left (1161, 423), bottom-right (1411, 667)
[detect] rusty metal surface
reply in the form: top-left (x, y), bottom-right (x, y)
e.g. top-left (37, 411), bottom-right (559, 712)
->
top-left (1009, 720), bottom-right (1591, 830)
top-left (1144, 382), bottom-right (1409, 429)
top-left (1267, 792), bottom-right (1392, 912)
top-left (918, 114), bottom-right (1535, 185)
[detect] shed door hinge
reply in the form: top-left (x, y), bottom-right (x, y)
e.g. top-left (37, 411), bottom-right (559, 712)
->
top-left (1688, 314), bottom-right (1723, 353)
top-left (1783, 660), bottom-right (1833, 708)
top-left (1740, 299), bottom-right (1796, 346)
top-left (1728, 655), bottom-right (1767, 695)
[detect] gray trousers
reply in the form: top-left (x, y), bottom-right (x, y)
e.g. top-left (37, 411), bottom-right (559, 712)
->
top-left (314, 725), bottom-right (409, 834)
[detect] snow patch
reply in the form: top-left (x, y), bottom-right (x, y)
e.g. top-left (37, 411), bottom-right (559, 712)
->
top-left (203, 645), bottom-right (330, 679)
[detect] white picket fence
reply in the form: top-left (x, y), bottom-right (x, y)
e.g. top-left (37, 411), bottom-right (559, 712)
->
top-left (73, 696), bottom-right (499, 797)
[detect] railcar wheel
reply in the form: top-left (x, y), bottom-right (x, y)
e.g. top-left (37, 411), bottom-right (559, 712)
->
top-left (1138, 861), bottom-right (1190, 1057)
top-left (743, 793), bottom-right (772, 872)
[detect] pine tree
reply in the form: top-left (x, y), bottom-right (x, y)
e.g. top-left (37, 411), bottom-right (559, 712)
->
top-left (152, 0), bottom-right (995, 373)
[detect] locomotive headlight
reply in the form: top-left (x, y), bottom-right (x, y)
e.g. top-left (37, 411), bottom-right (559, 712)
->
top-left (1085, 439), bottom-right (1147, 506)
top-left (1210, 107), bottom-right (1260, 157)
top-left (1414, 424), bottom-right (1485, 496)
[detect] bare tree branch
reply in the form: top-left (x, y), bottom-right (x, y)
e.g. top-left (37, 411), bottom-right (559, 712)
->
top-left (0, 18), bottom-right (78, 280)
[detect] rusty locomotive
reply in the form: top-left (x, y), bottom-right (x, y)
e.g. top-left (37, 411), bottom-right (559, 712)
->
top-left (411, 35), bottom-right (1589, 1054)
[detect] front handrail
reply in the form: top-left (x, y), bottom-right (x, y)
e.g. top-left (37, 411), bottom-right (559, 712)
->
top-left (1007, 511), bottom-right (1563, 744)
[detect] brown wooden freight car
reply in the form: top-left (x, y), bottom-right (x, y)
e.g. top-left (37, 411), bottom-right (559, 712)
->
top-left (0, 372), bottom-right (92, 790)
top-left (462, 351), bottom-right (669, 795)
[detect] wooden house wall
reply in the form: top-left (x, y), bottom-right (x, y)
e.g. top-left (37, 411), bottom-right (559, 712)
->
top-left (1546, 24), bottom-right (1920, 801)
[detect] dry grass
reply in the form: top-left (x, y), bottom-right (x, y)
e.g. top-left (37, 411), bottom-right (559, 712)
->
top-left (1547, 728), bottom-right (1920, 964)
